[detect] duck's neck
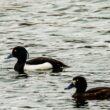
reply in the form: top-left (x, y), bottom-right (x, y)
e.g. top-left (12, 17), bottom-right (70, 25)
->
top-left (14, 59), bottom-right (26, 74)
top-left (76, 88), bottom-right (86, 93)
top-left (73, 89), bottom-right (85, 98)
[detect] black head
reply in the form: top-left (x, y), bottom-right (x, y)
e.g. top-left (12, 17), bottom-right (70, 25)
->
top-left (7, 46), bottom-right (29, 62)
top-left (65, 76), bottom-right (87, 93)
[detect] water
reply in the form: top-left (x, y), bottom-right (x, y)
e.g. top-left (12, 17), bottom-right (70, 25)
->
top-left (0, 0), bottom-right (110, 109)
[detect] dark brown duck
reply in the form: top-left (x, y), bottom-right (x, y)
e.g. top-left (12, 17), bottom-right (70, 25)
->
top-left (65, 76), bottom-right (110, 100)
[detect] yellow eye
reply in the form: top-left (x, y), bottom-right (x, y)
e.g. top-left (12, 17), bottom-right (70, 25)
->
top-left (14, 50), bottom-right (17, 52)
top-left (76, 79), bottom-right (79, 82)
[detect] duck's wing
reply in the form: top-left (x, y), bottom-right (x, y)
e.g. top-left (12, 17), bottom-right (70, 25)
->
top-left (26, 57), bottom-right (68, 69)
top-left (86, 87), bottom-right (110, 93)
top-left (85, 87), bottom-right (110, 99)
top-left (73, 87), bottom-right (110, 100)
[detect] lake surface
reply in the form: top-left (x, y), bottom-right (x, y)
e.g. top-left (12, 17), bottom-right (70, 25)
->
top-left (0, 0), bottom-right (110, 109)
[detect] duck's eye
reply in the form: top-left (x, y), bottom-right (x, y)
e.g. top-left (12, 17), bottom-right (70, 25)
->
top-left (76, 79), bottom-right (79, 82)
top-left (14, 49), bottom-right (17, 52)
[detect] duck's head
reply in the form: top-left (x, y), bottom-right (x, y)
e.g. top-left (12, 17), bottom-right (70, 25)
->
top-left (65, 76), bottom-right (87, 93)
top-left (7, 46), bottom-right (29, 62)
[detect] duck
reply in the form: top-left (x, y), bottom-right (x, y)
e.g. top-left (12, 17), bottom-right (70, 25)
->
top-left (65, 76), bottom-right (110, 100)
top-left (7, 46), bottom-right (68, 73)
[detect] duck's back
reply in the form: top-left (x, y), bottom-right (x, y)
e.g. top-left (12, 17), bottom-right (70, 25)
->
top-left (26, 57), bottom-right (67, 69)
top-left (74, 87), bottom-right (110, 100)
top-left (86, 87), bottom-right (110, 93)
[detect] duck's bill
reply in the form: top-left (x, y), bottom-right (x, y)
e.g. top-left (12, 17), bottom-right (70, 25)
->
top-left (65, 82), bottom-right (74, 90)
top-left (6, 54), bottom-right (13, 59)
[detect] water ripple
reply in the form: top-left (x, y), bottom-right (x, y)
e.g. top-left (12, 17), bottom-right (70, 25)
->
top-left (0, 0), bottom-right (110, 110)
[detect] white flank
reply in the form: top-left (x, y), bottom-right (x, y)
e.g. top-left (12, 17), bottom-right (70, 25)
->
top-left (24, 62), bottom-right (53, 70)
